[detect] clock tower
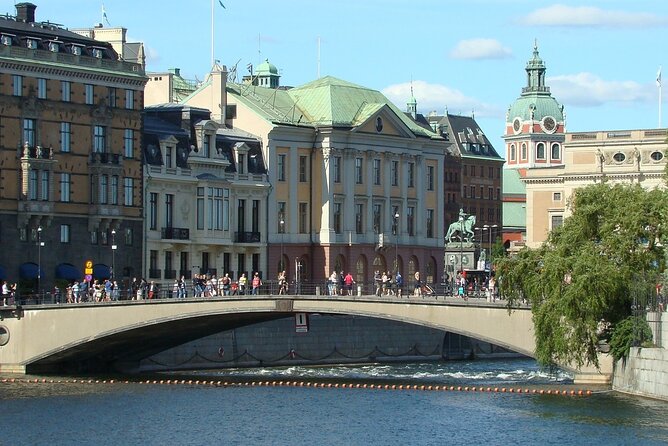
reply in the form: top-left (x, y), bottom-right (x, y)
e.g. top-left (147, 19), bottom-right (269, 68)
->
top-left (504, 42), bottom-right (566, 169)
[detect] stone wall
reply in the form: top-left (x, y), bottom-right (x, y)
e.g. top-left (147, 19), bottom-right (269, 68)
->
top-left (613, 312), bottom-right (668, 401)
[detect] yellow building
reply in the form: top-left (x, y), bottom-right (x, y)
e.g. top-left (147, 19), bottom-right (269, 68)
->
top-left (0, 3), bottom-right (146, 291)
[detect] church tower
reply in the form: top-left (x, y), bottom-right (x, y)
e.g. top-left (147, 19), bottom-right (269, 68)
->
top-left (504, 42), bottom-right (566, 169)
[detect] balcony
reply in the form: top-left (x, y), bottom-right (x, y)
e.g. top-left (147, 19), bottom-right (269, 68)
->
top-left (234, 231), bottom-right (261, 243)
top-left (164, 269), bottom-right (176, 280)
top-left (149, 269), bottom-right (161, 279)
top-left (161, 227), bottom-right (190, 240)
top-left (90, 152), bottom-right (122, 166)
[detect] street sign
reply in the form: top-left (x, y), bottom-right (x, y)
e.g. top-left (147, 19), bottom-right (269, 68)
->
top-left (84, 259), bottom-right (93, 275)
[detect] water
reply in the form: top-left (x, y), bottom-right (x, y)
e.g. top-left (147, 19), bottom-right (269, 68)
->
top-left (1, 359), bottom-right (667, 446)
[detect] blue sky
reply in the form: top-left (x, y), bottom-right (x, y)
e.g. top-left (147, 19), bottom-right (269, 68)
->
top-left (17, 1), bottom-right (668, 153)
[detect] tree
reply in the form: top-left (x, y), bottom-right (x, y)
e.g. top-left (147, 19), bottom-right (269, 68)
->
top-left (497, 182), bottom-right (668, 368)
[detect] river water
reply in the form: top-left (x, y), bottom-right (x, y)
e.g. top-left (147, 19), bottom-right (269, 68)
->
top-left (1, 358), bottom-right (667, 446)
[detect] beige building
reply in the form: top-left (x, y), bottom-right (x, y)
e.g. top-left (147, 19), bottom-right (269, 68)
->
top-left (523, 128), bottom-right (667, 248)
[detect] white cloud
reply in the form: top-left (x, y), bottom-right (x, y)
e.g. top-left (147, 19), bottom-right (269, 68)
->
top-left (548, 73), bottom-right (654, 107)
top-left (520, 4), bottom-right (668, 27)
top-left (382, 80), bottom-right (504, 118)
top-left (450, 38), bottom-right (512, 60)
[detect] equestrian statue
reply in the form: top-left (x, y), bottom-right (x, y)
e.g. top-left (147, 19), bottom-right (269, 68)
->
top-left (445, 210), bottom-right (476, 244)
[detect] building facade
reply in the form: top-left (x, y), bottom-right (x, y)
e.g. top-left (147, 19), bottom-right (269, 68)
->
top-left (142, 102), bottom-right (270, 283)
top-left (180, 68), bottom-right (447, 287)
top-left (0, 3), bottom-right (146, 291)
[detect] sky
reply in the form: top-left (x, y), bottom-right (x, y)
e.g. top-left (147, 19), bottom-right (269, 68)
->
top-left (13, 0), bottom-right (668, 154)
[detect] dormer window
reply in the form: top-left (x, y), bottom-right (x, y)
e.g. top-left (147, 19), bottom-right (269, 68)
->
top-left (1, 34), bottom-right (13, 46)
top-left (26, 38), bottom-right (37, 49)
top-left (92, 48), bottom-right (103, 58)
top-left (48, 41), bottom-right (59, 52)
top-left (71, 45), bottom-right (82, 56)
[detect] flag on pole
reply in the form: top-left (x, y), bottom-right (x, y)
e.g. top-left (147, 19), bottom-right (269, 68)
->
top-left (102, 4), bottom-right (110, 26)
top-left (218, 0), bottom-right (226, 8)
top-left (657, 66), bottom-right (662, 87)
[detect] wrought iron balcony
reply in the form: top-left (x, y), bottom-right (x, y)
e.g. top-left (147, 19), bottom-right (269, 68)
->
top-left (148, 269), bottom-right (161, 279)
top-left (161, 227), bottom-right (190, 240)
top-left (234, 231), bottom-right (261, 243)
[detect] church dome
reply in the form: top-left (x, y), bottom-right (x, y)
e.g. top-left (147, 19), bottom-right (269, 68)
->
top-left (506, 43), bottom-right (564, 124)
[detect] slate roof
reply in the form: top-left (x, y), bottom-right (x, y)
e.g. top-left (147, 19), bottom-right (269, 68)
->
top-left (429, 114), bottom-right (502, 160)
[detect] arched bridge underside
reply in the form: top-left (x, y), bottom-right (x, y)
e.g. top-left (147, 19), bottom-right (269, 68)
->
top-left (0, 296), bottom-right (611, 383)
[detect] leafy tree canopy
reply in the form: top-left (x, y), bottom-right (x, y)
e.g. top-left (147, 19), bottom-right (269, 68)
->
top-left (497, 182), bottom-right (668, 368)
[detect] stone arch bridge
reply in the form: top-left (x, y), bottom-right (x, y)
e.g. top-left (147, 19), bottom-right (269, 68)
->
top-left (0, 295), bottom-right (611, 383)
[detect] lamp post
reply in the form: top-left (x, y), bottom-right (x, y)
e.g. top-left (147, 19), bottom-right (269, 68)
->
top-left (393, 212), bottom-right (399, 273)
top-left (459, 215), bottom-right (464, 274)
top-left (111, 229), bottom-right (117, 281)
top-left (279, 218), bottom-right (285, 273)
top-left (37, 226), bottom-right (43, 296)
top-left (484, 224), bottom-right (498, 282)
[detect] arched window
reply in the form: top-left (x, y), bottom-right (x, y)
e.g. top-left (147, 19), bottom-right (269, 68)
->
top-left (408, 256), bottom-right (419, 284)
top-left (521, 143), bottom-right (527, 160)
top-left (373, 255), bottom-right (386, 274)
top-left (426, 257), bottom-right (436, 284)
top-left (334, 254), bottom-right (345, 274)
top-left (536, 142), bottom-right (545, 160)
top-left (356, 255), bottom-right (367, 286)
top-left (509, 144), bottom-right (516, 161)
top-left (551, 143), bottom-right (561, 160)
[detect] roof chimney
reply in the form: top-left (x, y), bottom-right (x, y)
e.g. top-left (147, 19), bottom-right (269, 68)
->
top-left (16, 3), bottom-right (37, 23)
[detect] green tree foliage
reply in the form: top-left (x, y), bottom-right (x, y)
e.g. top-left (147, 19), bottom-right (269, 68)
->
top-left (497, 182), bottom-right (668, 368)
top-left (609, 316), bottom-right (653, 361)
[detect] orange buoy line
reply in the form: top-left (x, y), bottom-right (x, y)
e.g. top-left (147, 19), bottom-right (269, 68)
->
top-left (0, 378), bottom-right (595, 396)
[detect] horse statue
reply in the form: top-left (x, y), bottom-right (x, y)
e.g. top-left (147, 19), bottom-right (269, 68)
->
top-left (445, 215), bottom-right (476, 243)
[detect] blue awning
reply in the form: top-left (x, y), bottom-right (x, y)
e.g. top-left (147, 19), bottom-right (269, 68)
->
top-left (19, 262), bottom-right (40, 279)
top-left (55, 263), bottom-right (82, 281)
top-left (93, 264), bottom-right (111, 280)
top-left (0, 266), bottom-right (6, 280)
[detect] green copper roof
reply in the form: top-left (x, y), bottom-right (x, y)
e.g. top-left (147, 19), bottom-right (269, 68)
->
top-left (507, 43), bottom-right (564, 123)
top-left (256, 59), bottom-right (279, 75)
top-left (503, 168), bottom-right (526, 195)
top-left (228, 75), bottom-right (440, 138)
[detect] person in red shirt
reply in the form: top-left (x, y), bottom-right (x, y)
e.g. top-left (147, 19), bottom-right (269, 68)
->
top-left (344, 272), bottom-right (355, 296)
top-left (251, 272), bottom-right (262, 295)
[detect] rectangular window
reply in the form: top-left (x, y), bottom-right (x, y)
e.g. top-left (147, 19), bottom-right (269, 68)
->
top-left (99, 175), bottom-right (108, 204)
top-left (408, 162), bottom-right (415, 188)
top-left (252, 199), bottom-right (259, 232)
top-left (90, 230), bottom-right (98, 244)
top-left (497, 188), bottom-right (501, 200)
top-left (202, 134), bottom-right (210, 158)
top-left (407, 206), bottom-right (415, 236)
top-left (165, 251), bottom-right (173, 276)
top-left (355, 203), bottom-right (364, 234)
top-left (223, 188), bottom-right (230, 231)
top-left (124, 129), bottom-right (134, 158)
top-left (333, 202), bottom-right (342, 234)
top-left (23, 118), bottom-right (36, 147)
top-left (355, 157), bottom-right (363, 184)
top-left (165, 194), bottom-right (174, 228)
top-left (85, 84), bottom-right (94, 105)
top-left (278, 154), bottom-right (286, 181)
top-left (196, 188), bottom-right (204, 230)
top-left (373, 204), bottom-right (382, 234)
top-left (107, 87), bottom-right (116, 107)
top-left (463, 165), bottom-right (468, 176)
top-left (278, 202), bottom-right (286, 233)
top-left (60, 225), bottom-right (70, 243)
top-left (40, 171), bottom-right (49, 201)
top-left (60, 122), bottom-right (71, 152)
top-left (111, 175), bottom-right (118, 205)
top-left (391, 160), bottom-right (399, 186)
top-left (93, 125), bottom-right (106, 153)
top-left (488, 166), bottom-right (494, 178)
top-left (426, 209), bottom-right (434, 238)
top-left (237, 153), bottom-right (245, 174)
top-left (60, 173), bottom-right (71, 202)
top-left (125, 228), bottom-right (133, 246)
top-left (299, 202), bottom-right (308, 234)
top-left (333, 156), bottom-right (341, 183)
top-left (551, 215), bottom-right (564, 230)
top-left (12, 75), bottom-right (22, 96)
top-left (149, 192), bottom-right (158, 230)
top-left (61, 81), bottom-right (71, 102)
top-left (299, 155), bottom-right (307, 182)
top-left (125, 89), bottom-right (134, 110)
top-left (427, 166), bottom-right (434, 191)
top-left (392, 206), bottom-right (399, 235)
top-left (165, 147), bottom-right (173, 168)
top-left (123, 177), bottom-right (133, 206)
top-left (470, 185), bottom-right (476, 199)
top-left (480, 186), bottom-right (484, 199)
top-left (480, 166), bottom-right (484, 177)
top-left (553, 192), bottom-right (562, 201)
top-left (373, 159), bottom-right (381, 185)
top-left (37, 78), bottom-right (47, 99)
top-left (150, 250), bottom-right (158, 272)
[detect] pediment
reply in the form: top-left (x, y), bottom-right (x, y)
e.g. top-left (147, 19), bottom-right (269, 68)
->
top-left (352, 104), bottom-right (415, 139)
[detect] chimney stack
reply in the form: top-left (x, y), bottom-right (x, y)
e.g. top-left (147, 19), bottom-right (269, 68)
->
top-left (16, 3), bottom-right (37, 23)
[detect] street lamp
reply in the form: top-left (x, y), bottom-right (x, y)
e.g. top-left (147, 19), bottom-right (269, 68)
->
top-left (484, 224), bottom-right (498, 282)
top-left (37, 226), bottom-right (43, 295)
top-left (279, 218), bottom-right (285, 273)
top-left (459, 215), bottom-right (464, 274)
top-left (393, 212), bottom-right (399, 273)
top-left (111, 229), bottom-right (117, 280)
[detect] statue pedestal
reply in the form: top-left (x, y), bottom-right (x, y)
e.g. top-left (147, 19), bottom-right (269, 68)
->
top-left (444, 242), bottom-right (476, 277)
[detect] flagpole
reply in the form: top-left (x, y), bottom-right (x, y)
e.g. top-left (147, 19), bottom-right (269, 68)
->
top-left (211, 0), bottom-right (214, 69)
top-left (658, 65), bottom-right (663, 128)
